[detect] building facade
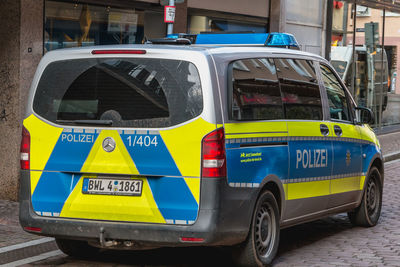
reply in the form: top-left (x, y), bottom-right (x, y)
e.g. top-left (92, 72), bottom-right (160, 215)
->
top-left (0, 0), bottom-right (399, 200)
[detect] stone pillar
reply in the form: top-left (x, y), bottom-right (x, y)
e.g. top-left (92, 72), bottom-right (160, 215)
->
top-left (0, 0), bottom-right (43, 200)
top-left (269, 0), bottom-right (286, 32)
top-left (0, 0), bottom-right (22, 201)
top-left (173, 1), bottom-right (188, 33)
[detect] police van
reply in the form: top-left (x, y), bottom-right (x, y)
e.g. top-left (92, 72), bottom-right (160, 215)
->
top-left (19, 33), bottom-right (383, 266)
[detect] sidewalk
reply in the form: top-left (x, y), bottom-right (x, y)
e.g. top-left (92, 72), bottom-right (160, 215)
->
top-left (378, 131), bottom-right (400, 162)
top-left (0, 131), bottom-right (399, 250)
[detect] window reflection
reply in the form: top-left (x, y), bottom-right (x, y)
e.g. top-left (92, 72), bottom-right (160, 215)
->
top-left (274, 59), bottom-right (322, 120)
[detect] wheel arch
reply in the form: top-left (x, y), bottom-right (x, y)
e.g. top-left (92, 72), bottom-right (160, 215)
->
top-left (357, 153), bottom-right (384, 205)
top-left (257, 175), bottom-right (286, 221)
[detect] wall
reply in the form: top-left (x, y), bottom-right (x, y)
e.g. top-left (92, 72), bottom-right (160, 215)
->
top-left (0, 0), bottom-right (43, 200)
top-left (0, 0), bottom-right (22, 201)
top-left (285, 0), bottom-right (326, 56)
top-left (187, 0), bottom-right (269, 18)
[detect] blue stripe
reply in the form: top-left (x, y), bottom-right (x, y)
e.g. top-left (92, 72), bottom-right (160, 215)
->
top-left (226, 145), bottom-right (289, 184)
top-left (147, 177), bottom-right (198, 222)
top-left (32, 172), bottom-right (81, 214)
top-left (121, 133), bottom-right (180, 176)
top-left (32, 131), bottom-right (98, 214)
top-left (45, 131), bottom-right (98, 172)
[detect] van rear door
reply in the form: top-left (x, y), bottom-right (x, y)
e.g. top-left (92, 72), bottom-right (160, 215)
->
top-left (24, 52), bottom-right (216, 225)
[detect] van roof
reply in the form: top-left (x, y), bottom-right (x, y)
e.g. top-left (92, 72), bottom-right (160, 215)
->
top-left (43, 44), bottom-right (326, 62)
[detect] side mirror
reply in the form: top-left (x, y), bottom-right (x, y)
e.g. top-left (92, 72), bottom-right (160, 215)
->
top-left (355, 107), bottom-right (374, 125)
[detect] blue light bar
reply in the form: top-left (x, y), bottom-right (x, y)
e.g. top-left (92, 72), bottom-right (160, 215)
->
top-left (196, 33), bottom-right (269, 45)
top-left (266, 33), bottom-right (299, 49)
top-left (165, 32), bottom-right (299, 49)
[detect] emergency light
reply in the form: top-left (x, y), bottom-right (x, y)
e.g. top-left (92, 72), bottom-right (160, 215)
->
top-left (166, 32), bottom-right (300, 49)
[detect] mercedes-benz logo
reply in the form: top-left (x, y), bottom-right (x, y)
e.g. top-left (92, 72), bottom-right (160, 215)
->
top-left (102, 137), bottom-right (116, 152)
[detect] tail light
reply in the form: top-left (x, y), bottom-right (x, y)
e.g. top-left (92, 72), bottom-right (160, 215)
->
top-left (201, 128), bottom-right (226, 178)
top-left (20, 126), bottom-right (30, 170)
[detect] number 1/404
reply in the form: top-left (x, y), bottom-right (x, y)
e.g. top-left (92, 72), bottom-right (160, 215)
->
top-left (126, 135), bottom-right (158, 147)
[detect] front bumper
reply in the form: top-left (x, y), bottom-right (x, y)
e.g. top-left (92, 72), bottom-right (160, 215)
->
top-left (19, 170), bottom-right (255, 248)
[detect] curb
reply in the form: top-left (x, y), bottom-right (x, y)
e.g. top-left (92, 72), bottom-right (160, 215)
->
top-left (384, 152), bottom-right (400, 163)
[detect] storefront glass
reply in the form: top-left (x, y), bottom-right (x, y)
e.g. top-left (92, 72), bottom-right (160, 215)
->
top-left (188, 15), bottom-right (267, 34)
top-left (44, 1), bottom-right (165, 52)
top-left (331, 1), bottom-right (400, 129)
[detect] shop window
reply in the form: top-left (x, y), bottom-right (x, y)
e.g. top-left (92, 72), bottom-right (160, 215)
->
top-left (44, 1), bottom-right (159, 52)
top-left (189, 15), bottom-right (267, 34)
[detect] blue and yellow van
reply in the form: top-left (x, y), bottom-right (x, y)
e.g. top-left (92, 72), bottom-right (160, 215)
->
top-left (19, 40), bottom-right (383, 266)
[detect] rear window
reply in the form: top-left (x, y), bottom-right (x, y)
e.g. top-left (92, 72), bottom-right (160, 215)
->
top-left (33, 58), bottom-right (203, 128)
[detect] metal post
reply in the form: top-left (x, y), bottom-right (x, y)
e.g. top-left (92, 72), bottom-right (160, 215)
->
top-left (325, 0), bottom-right (334, 61)
top-left (379, 9), bottom-right (386, 129)
top-left (351, 2), bottom-right (357, 98)
top-left (167, 0), bottom-right (175, 35)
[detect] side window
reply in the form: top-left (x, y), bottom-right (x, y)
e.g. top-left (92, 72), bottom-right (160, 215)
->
top-left (230, 58), bottom-right (284, 120)
top-left (274, 59), bottom-right (323, 120)
top-left (320, 64), bottom-right (351, 122)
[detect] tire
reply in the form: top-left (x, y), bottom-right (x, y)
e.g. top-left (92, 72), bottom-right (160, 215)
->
top-left (56, 238), bottom-right (100, 258)
top-left (233, 190), bottom-right (280, 267)
top-left (348, 166), bottom-right (382, 227)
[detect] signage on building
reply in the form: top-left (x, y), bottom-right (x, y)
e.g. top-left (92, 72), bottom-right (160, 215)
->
top-left (160, 0), bottom-right (184, 5)
top-left (164, 6), bottom-right (176, 23)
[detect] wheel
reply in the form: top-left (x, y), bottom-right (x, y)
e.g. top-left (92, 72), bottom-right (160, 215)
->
top-left (348, 166), bottom-right (382, 227)
top-left (56, 238), bottom-right (100, 258)
top-left (233, 190), bottom-right (280, 267)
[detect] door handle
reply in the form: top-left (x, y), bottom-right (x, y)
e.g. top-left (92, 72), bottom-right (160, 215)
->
top-left (320, 124), bottom-right (329, 136)
top-left (334, 125), bottom-right (343, 137)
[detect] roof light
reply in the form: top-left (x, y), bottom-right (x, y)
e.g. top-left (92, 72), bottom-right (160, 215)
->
top-left (265, 33), bottom-right (300, 50)
top-left (186, 32), bottom-right (300, 49)
top-left (196, 33), bottom-right (269, 45)
top-left (91, 50), bottom-right (146, 55)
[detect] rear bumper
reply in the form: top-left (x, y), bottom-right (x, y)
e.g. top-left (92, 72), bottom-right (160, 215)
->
top-left (19, 170), bottom-right (255, 247)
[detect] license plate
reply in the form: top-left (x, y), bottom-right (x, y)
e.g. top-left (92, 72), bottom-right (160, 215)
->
top-left (82, 178), bottom-right (143, 196)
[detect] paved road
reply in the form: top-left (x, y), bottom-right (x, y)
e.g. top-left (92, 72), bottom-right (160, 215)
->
top-left (2, 160), bottom-right (400, 266)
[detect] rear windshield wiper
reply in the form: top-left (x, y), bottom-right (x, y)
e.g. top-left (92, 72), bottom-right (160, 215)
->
top-left (56, 119), bottom-right (113, 126)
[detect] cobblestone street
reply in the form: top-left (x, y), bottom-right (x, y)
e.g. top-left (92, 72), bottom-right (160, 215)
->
top-left (1, 160), bottom-right (400, 266)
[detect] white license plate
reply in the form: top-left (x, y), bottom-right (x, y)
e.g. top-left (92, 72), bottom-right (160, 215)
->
top-left (82, 178), bottom-right (143, 196)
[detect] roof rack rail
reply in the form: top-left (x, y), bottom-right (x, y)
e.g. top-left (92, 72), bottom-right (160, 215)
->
top-left (147, 38), bottom-right (192, 45)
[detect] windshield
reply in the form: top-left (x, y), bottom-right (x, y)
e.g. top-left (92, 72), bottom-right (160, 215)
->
top-left (331, 60), bottom-right (347, 78)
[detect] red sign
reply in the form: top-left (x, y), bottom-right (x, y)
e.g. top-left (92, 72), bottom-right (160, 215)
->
top-left (164, 6), bottom-right (176, 23)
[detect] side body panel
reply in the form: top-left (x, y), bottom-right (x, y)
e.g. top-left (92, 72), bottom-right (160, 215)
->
top-left (328, 122), bottom-right (363, 208)
top-left (284, 121), bottom-right (333, 219)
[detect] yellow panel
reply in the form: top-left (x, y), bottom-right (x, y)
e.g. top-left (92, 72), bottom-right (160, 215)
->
top-left (331, 176), bottom-right (361, 194)
top-left (23, 115), bottom-right (63, 171)
top-left (283, 183), bottom-right (288, 201)
top-left (226, 132), bottom-right (288, 139)
top-left (287, 121), bottom-right (332, 137)
top-left (184, 177), bottom-right (200, 204)
top-left (287, 180), bottom-right (330, 200)
top-left (60, 177), bottom-right (165, 223)
top-left (159, 118), bottom-right (215, 178)
top-left (225, 121), bottom-right (288, 136)
top-left (359, 125), bottom-right (380, 146)
top-left (80, 130), bottom-right (139, 175)
top-left (330, 123), bottom-right (360, 139)
top-left (30, 170), bottom-right (43, 195)
top-left (360, 175), bottom-right (366, 190)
